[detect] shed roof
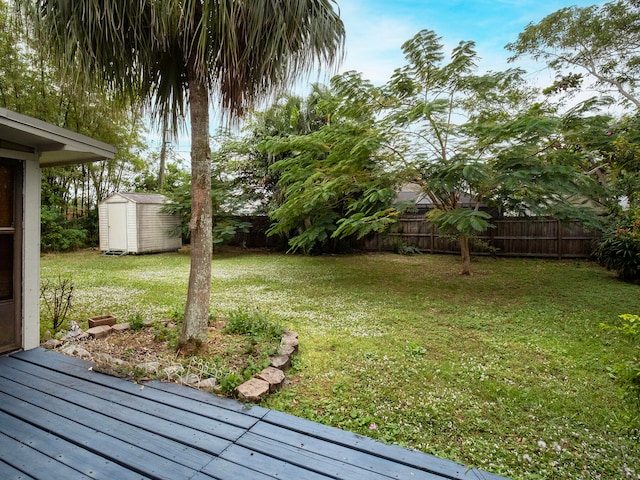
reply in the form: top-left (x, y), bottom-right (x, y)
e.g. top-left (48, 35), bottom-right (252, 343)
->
top-left (0, 108), bottom-right (116, 166)
top-left (106, 192), bottom-right (169, 204)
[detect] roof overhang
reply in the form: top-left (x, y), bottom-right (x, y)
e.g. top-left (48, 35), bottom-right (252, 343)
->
top-left (0, 108), bottom-right (117, 167)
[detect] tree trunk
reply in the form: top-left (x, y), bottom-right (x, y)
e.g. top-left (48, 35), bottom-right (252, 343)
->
top-left (459, 234), bottom-right (471, 275)
top-left (158, 118), bottom-right (167, 191)
top-left (179, 66), bottom-right (212, 349)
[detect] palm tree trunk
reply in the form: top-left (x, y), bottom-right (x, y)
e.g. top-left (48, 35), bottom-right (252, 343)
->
top-left (459, 234), bottom-right (472, 275)
top-left (179, 66), bottom-right (212, 349)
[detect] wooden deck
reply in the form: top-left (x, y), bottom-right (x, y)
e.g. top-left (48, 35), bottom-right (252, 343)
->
top-left (0, 348), bottom-right (507, 480)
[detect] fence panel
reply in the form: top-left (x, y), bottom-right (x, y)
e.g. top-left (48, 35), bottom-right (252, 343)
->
top-left (368, 216), bottom-right (598, 258)
top-left (232, 215), bottom-right (599, 258)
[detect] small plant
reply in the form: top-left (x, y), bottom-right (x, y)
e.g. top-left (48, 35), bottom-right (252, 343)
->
top-left (223, 307), bottom-right (284, 342)
top-left (405, 342), bottom-right (427, 357)
top-left (40, 275), bottom-right (74, 332)
top-left (219, 372), bottom-right (243, 395)
top-left (128, 312), bottom-right (145, 331)
top-left (391, 240), bottom-right (422, 256)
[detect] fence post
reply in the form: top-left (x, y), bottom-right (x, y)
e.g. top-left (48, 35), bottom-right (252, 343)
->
top-left (557, 219), bottom-right (563, 260)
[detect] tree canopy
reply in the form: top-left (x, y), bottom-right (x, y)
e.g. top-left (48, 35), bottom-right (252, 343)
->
top-left (507, 0), bottom-right (640, 109)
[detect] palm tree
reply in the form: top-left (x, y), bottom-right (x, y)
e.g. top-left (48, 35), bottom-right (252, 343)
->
top-left (25, 0), bottom-right (344, 347)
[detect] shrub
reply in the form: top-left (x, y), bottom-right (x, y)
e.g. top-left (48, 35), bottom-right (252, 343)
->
top-left (594, 209), bottom-right (640, 282)
top-left (40, 275), bottom-right (74, 332)
top-left (41, 206), bottom-right (89, 252)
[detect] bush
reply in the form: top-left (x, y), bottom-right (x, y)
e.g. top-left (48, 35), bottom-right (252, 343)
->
top-left (41, 206), bottom-right (89, 252)
top-left (594, 209), bottom-right (640, 282)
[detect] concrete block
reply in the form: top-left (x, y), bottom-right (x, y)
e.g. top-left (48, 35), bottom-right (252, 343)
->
top-left (86, 325), bottom-right (112, 339)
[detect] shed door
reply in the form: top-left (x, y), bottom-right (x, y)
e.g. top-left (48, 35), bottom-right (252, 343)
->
top-left (108, 203), bottom-right (128, 251)
top-left (0, 160), bottom-right (21, 353)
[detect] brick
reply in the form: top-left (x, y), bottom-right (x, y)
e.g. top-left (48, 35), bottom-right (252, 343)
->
top-left (257, 367), bottom-right (285, 392)
top-left (112, 323), bottom-right (130, 332)
top-left (237, 378), bottom-right (270, 403)
top-left (280, 330), bottom-right (299, 354)
top-left (86, 325), bottom-right (112, 339)
top-left (269, 354), bottom-right (291, 370)
top-left (280, 344), bottom-right (296, 356)
top-left (88, 315), bottom-right (117, 328)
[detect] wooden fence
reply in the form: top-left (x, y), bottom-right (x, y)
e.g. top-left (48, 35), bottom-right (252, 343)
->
top-left (363, 215), bottom-right (598, 258)
top-left (230, 215), bottom-right (600, 258)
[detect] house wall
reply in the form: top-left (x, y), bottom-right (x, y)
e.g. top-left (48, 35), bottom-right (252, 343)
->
top-left (23, 157), bottom-right (40, 350)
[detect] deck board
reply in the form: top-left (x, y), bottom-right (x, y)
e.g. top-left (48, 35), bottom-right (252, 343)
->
top-left (0, 349), bottom-right (509, 480)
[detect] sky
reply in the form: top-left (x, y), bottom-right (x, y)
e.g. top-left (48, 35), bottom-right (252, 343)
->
top-left (335, 0), bottom-right (600, 86)
top-left (166, 0), bottom-right (601, 157)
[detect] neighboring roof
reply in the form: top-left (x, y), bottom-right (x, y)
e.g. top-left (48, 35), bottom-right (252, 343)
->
top-left (0, 108), bottom-right (117, 167)
top-left (104, 192), bottom-right (169, 204)
top-left (397, 183), bottom-right (487, 209)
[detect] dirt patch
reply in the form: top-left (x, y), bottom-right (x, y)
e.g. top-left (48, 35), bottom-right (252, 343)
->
top-left (59, 319), bottom-right (283, 395)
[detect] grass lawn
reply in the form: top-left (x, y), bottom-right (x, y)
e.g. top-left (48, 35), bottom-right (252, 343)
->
top-left (41, 249), bottom-right (640, 479)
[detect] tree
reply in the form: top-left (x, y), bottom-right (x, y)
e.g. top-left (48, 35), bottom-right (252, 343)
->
top-left (218, 87), bottom-right (333, 216)
top-left (506, 0), bottom-right (640, 109)
top-left (25, 0), bottom-right (344, 348)
top-left (379, 30), bottom-right (601, 274)
top-left (2, 0), bottom-right (148, 249)
top-left (261, 76), bottom-right (398, 253)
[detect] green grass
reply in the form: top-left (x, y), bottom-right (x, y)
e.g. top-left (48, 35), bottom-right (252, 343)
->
top-left (41, 249), bottom-right (640, 479)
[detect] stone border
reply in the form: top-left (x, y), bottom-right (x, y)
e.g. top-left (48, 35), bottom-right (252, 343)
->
top-left (42, 317), bottom-right (300, 403)
top-left (237, 330), bottom-right (299, 402)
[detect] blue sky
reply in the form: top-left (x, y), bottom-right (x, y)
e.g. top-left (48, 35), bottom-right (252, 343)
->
top-left (168, 1), bottom-right (602, 156)
top-left (335, 0), bottom-right (600, 85)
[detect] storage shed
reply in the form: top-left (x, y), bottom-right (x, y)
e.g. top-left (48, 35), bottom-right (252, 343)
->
top-left (99, 193), bottom-right (181, 254)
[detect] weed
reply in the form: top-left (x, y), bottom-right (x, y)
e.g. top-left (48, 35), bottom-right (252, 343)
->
top-left (223, 307), bottom-right (284, 341)
top-left (40, 275), bottom-right (74, 332)
top-left (219, 372), bottom-right (243, 395)
top-left (128, 312), bottom-right (145, 331)
top-left (405, 342), bottom-right (427, 357)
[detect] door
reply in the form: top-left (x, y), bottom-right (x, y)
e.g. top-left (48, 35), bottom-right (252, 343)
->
top-left (108, 203), bottom-right (128, 251)
top-left (0, 159), bottom-right (21, 353)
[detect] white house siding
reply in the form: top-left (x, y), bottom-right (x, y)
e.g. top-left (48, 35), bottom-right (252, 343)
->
top-left (136, 204), bottom-right (181, 253)
top-left (126, 201), bottom-right (138, 252)
top-left (98, 203), bottom-right (109, 251)
top-left (23, 157), bottom-right (40, 350)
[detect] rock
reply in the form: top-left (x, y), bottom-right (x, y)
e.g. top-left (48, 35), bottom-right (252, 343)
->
top-left (86, 325), bottom-right (113, 339)
top-left (93, 353), bottom-right (119, 364)
top-left (112, 323), bottom-right (130, 332)
top-left (269, 354), bottom-right (291, 370)
top-left (178, 374), bottom-right (200, 386)
top-left (137, 362), bottom-right (160, 374)
top-left (280, 330), bottom-right (299, 354)
top-left (88, 315), bottom-right (117, 328)
top-left (163, 365), bottom-right (185, 379)
top-left (61, 344), bottom-right (92, 359)
top-left (195, 378), bottom-right (218, 392)
top-left (256, 366), bottom-right (285, 392)
top-left (42, 339), bottom-right (63, 349)
top-left (237, 378), bottom-right (270, 403)
top-left (280, 344), bottom-right (296, 357)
